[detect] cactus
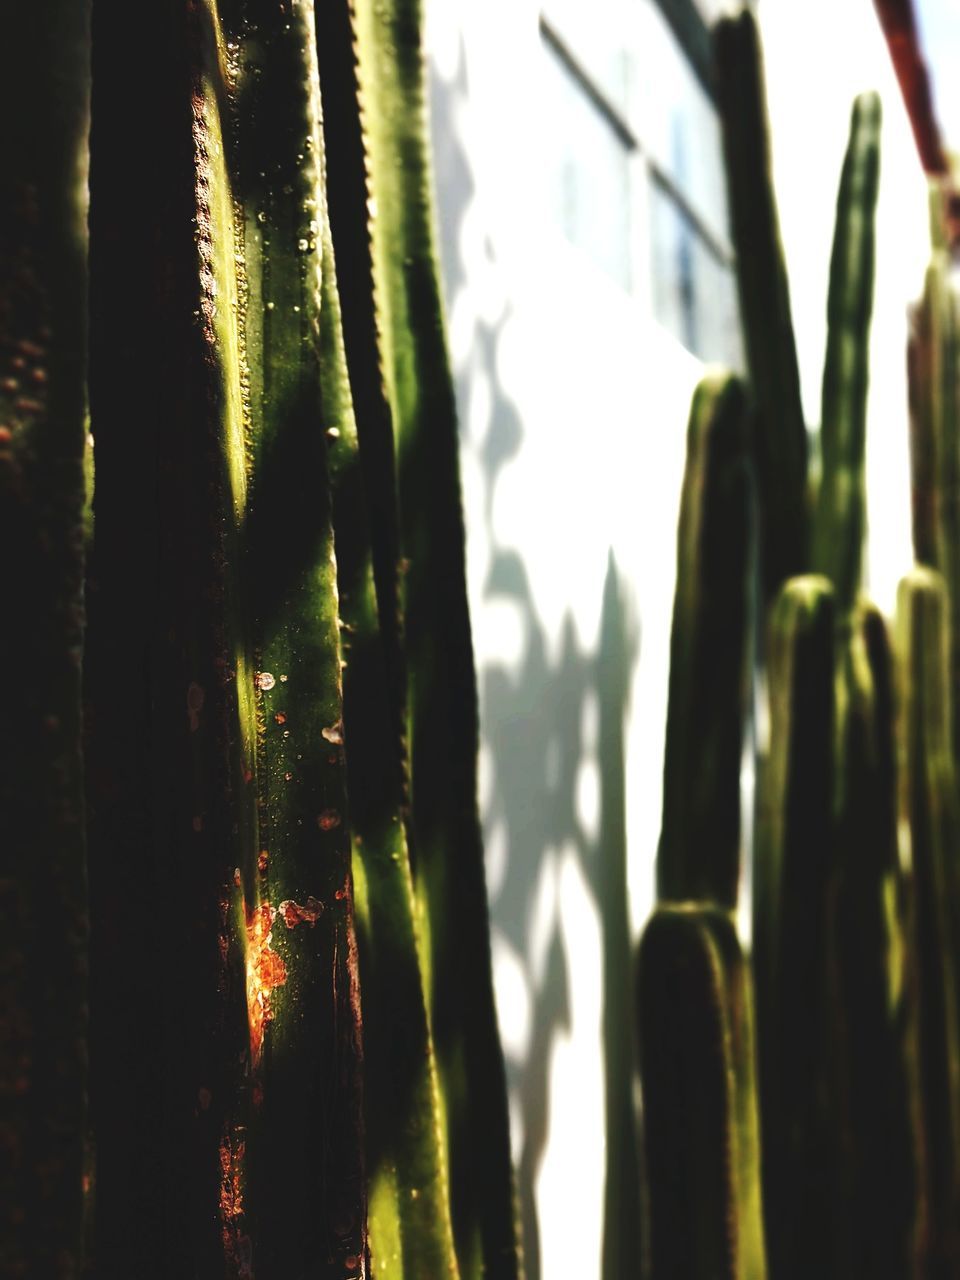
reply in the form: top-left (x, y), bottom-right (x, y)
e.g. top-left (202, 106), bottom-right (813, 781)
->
top-left (830, 602), bottom-right (922, 1277)
top-left (714, 8), bottom-right (808, 601)
top-left (324, 4), bottom-right (519, 1276)
top-left (810, 93), bottom-right (882, 611)
top-left (315, 33), bottom-right (461, 1280)
top-left (752, 577), bottom-right (837, 1279)
top-left (0, 5), bottom-right (91, 1275)
top-left (657, 371), bottom-right (754, 908)
top-left (907, 191), bottom-right (960, 776)
top-left (637, 905), bottom-right (766, 1280)
top-left (897, 568), bottom-right (960, 1275)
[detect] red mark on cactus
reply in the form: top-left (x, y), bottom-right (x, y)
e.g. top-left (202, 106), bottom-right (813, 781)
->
top-left (246, 902), bottom-right (287, 1066)
top-left (257, 850), bottom-right (269, 873)
top-left (219, 1129), bottom-right (244, 1219)
top-left (317, 809), bottom-right (341, 831)
top-left (0, 427), bottom-right (11, 444)
top-left (274, 711), bottom-right (286, 725)
top-left (219, 1127), bottom-right (253, 1276)
top-left (278, 896), bottom-right (323, 928)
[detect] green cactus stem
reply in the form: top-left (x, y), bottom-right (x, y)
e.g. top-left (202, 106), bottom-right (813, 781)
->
top-left (313, 13), bottom-right (463, 1270)
top-left (0, 5), bottom-right (91, 1274)
top-left (637, 905), bottom-right (766, 1280)
top-left (217, 2), bottom-right (367, 1272)
top-left (657, 371), bottom-right (754, 909)
top-left (906, 202), bottom-right (960, 777)
top-left (86, 4), bottom-right (259, 1271)
top-left (752, 576), bottom-right (837, 1280)
top-left (830, 602), bottom-right (922, 1277)
top-left (897, 568), bottom-right (960, 1275)
top-left (326, 2), bottom-right (520, 1275)
top-left (714, 8), bottom-right (807, 601)
top-left (86, 1), bottom-right (364, 1273)
top-left (809, 93), bottom-right (882, 612)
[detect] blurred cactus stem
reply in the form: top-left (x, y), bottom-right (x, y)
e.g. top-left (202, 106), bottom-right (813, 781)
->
top-left (714, 7), bottom-right (808, 601)
top-left (810, 93), bottom-right (882, 612)
top-left (657, 371), bottom-right (754, 908)
top-left (907, 185), bottom-right (960, 776)
top-left (752, 576), bottom-right (836, 1279)
top-left (897, 568), bottom-right (960, 1275)
top-left (637, 905), bottom-right (766, 1280)
top-left (830, 602), bottom-right (923, 1277)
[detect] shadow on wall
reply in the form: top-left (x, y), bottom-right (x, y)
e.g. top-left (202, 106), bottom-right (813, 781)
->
top-left (430, 40), bottom-right (643, 1280)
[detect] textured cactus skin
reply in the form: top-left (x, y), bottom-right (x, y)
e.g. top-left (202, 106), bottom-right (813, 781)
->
top-left (86, 1), bottom-right (364, 1274)
top-left (313, 12), bottom-right (462, 1273)
top-left (714, 9), bottom-right (807, 602)
top-left (830, 602), bottom-right (922, 1278)
top-left (637, 905), bottom-right (766, 1280)
top-left (657, 371), bottom-right (754, 908)
top-left (907, 215), bottom-right (960, 778)
top-left (340, 3), bottom-right (520, 1277)
top-left (753, 577), bottom-right (837, 1279)
top-left (897, 568), bottom-right (960, 1276)
top-left (810, 94), bottom-right (882, 612)
top-left (0, 5), bottom-right (90, 1275)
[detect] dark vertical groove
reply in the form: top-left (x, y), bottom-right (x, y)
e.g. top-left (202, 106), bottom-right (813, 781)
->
top-left (0, 4), bottom-right (91, 1275)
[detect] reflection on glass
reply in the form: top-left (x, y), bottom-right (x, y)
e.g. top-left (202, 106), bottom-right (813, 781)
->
top-left (649, 178), bottom-right (743, 367)
top-left (541, 34), bottom-right (633, 294)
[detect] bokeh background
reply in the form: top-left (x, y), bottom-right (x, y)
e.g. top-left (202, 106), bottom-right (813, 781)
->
top-left (423, 2), bottom-right (960, 1275)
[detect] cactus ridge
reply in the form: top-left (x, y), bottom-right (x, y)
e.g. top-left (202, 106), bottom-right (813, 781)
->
top-left (897, 568), bottom-right (960, 1273)
top-left (714, 8), bottom-right (808, 601)
top-left (637, 904), bottom-right (766, 1280)
top-left (657, 370), bottom-right (754, 909)
top-left (811, 93), bottom-right (882, 611)
top-left (344, 2), bottom-right (520, 1276)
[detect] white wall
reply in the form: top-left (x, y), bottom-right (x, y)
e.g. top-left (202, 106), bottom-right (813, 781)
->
top-left (427, 3), bottom-right (929, 1275)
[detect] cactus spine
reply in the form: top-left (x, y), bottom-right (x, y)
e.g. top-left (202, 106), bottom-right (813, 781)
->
top-left (810, 93), bottom-right (882, 611)
top-left (657, 371), bottom-right (754, 908)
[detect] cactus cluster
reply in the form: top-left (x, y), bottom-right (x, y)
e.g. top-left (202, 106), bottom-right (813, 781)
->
top-left (637, 8), bottom-right (960, 1279)
top-left (1, 2), bottom-right (518, 1277)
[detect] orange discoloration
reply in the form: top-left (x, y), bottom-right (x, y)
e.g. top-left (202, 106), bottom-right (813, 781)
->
top-left (245, 902), bottom-right (287, 1066)
top-left (278, 896), bottom-right (323, 929)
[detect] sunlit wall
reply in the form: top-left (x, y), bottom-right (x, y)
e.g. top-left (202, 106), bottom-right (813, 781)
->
top-left (425, 1), bottom-right (928, 1275)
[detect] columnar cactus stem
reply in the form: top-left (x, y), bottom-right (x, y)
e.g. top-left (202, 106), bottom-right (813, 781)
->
top-left (326, 2), bottom-right (520, 1275)
top-left (217, 2), bottom-right (366, 1271)
top-left (831, 603), bottom-right (922, 1277)
top-left (906, 207), bottom-right (960, 776)
top-left (0, 5), bottom-right (91, 1274)
top-left (657, 371), bottom-right (754, 908)
top-left (753, 576), bottom-right (836, 1279)
top-left (637, 905), bottom-right (766, 1280)
top-left (714, 8), bottom-right (807, 601)
top-left (810, 94), bottom-right (882, 612)
top-left (897, 567), bottom-right (960, 1275)
top-left (87, 1), bottom-right (364, 1273)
